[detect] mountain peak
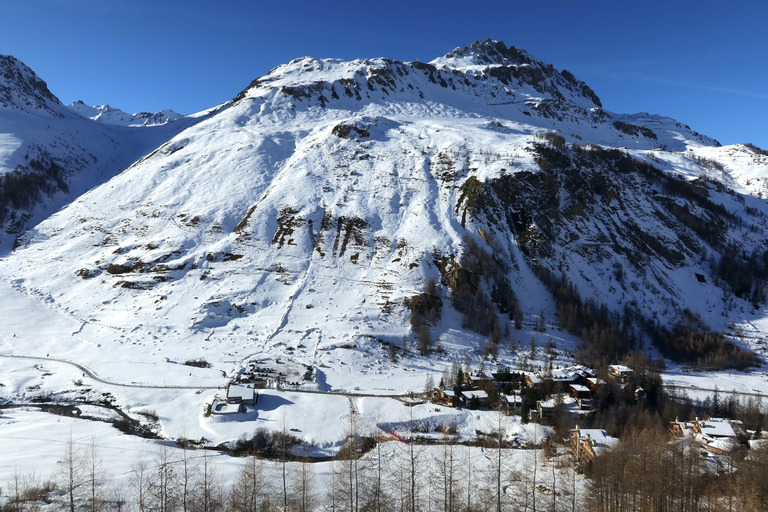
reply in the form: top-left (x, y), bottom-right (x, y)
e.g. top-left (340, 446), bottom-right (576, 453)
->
top-left (431, 39), bottom-right (602, 108)
top-left (432, 39), bottom-right (534, 68)
top-left (0, 54), bottom-right (62, 115)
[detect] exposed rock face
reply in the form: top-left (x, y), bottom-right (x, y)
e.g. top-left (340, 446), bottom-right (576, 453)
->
top-left (0, 54), bottom-right (62, 115)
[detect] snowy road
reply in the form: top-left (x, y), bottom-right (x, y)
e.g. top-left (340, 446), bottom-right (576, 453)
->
top-left (0, 354), bottom-right (417, 398)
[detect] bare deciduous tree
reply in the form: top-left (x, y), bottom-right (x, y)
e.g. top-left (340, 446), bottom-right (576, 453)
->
top-left (290, 450), bottom-right (317, 512)
top-left (129, 456), bottom-right (150, 512)
top-left (191, 451), bottom-right (224, 512)
top-left (59, 433), bottom-right (84, 512)
top-left (148, 446), bottom-right (180, 512)
top-left (85, 438), bottom-right (107, 512)
top-left (432, 423), bottom-right (459, 512)
top-left (229, 454), bottom-right (270, 512)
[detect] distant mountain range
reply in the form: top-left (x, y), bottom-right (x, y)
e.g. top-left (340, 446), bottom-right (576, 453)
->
top-left (67, 100), bottom-right (185, 127)
top-left (2, 40), bottom-right (767, 368)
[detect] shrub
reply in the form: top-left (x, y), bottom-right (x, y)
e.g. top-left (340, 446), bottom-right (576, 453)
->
top-left (106, 263), bottom-right (132, 275)
top-left (331, 123), bottom-right (369, 139)
top-left (534, 131), bottom-right (566, 149)
top-left (183, 358), bottom-right (211, 368)
top-left (648, 310), bottom-right (759, 370)
top-left (230, 428), bottom-right (302, 458)
top-left (405, 279), bottom-right (443, 327)
top-left (136, 409), bottom-right (159, 422)
top-left (612, 121), bottom-right (658, 140)
top-left (745, 142), bottom-right (768, 156)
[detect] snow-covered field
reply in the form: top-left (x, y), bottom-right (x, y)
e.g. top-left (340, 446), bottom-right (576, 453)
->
top-left (0, 260), bottom-right (584, 511)
top-left (2, 264), bottom-right (767, 505)
top-left (0, 405), bottom-right (582, 511)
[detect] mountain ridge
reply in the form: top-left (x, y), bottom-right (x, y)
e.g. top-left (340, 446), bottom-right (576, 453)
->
top-left (1, 40), bottom-right (767, 372)
top-left (67, 100), bottom-right (186, 127)
top-left (0, 54), bottom-right (63, 116)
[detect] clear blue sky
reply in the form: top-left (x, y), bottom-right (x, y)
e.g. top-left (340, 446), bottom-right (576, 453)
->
top-left (2, 0), bottom-right (766, 148)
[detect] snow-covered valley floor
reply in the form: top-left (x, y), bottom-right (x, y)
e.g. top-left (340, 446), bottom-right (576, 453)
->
top-left (2, 266), bottom-right (768, 510)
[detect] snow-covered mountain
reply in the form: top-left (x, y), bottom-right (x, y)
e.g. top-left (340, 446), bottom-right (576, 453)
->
top-left (2, 40), bottom-right (768, 370)
top-left (67, 100), bottom-right (186, 127)
top-left (0, 55), bottom-right (200, 250)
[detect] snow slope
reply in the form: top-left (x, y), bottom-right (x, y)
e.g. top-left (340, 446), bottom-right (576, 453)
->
top-left (1, 41), bottom-right (768, 480)
top-left (3, 39), bottom-right (766, 355)
top-left (0, 55), bottom-right (202, 251)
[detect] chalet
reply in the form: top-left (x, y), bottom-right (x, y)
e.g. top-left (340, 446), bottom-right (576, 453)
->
top-left (549, 368), bottom-right (579, 389)
top-left (466, 370), bottom-right (495, 389)
top-left (433, 387), bottom-right (459, 407)
top-left (227, 383), bottom-right (257, 406)
top-left (523, 365), bottom-right (597, 391)
top-left (698, 437), bottom-right (738, 455)
top-left (551, 365), bottom-right (596, 388)
top-left (671, 417), bottom-right (743, 455)
top-left (537, 399), bottom-right (556, 422)
top-left (692, 417), bottom-right (739, 439)
top-left (460, 389), bottom-right (489, 408)
top-left (569, 384), bottom-right (593, 410)
top-left (500, 393), bottom-right (523, 414)
top-left (669, 419), bottom-right (695, 438)
top-left (608, 364), bottom-right (633, 383)
top-left (570, 426), bottom-right (619, 466)
top-left (586, 377), bottom-right (607, 390)
top-left (524, 372), bottom-right (543, 388)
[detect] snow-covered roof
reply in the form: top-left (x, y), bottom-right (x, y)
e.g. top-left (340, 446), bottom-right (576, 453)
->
top-left (570, 384), bottom-right (590, 393)
top-left (536, 365), bottom-right (597, 382)
top-left (697, 418), bottom-right (737, 438)
top-left (551, 368), bottom-right (579, 381)
top-left (211, 400), bottom-right (241, 415)
top-left (574, 428), bottom-right (619, 454)
top-left (570, 365), bottom-right (596, 377)
top-left (576, 428), bottom-right (612, 441)
top-left (697, 435), bottom-right (738, 453)
top-left (462, 390), bottom-right (488, 400)
top-left (227, 384), bottom-right (255, 400)
top-left (672, 420), bottom-right (695, 437)
top-left (525, 373), bottom-right (543, 385)
top-left (609, 364), bottom-right (633, 374)
top-left (502, 394), bottom-right (523, 404)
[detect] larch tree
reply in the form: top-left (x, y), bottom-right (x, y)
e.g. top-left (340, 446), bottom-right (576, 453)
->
top-left (60, 432), bottom-right (84, 512)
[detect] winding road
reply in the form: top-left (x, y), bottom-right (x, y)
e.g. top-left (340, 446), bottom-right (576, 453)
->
top-left (0, 353), bottom-right (418, 398)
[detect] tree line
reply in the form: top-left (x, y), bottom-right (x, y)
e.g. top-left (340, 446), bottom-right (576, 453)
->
top-left (585, 423), bottom-right (768, 512)
top-left (0, 153), bottom-right (68, 227)
top-left (1, 413), bottom-right (584, 512)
